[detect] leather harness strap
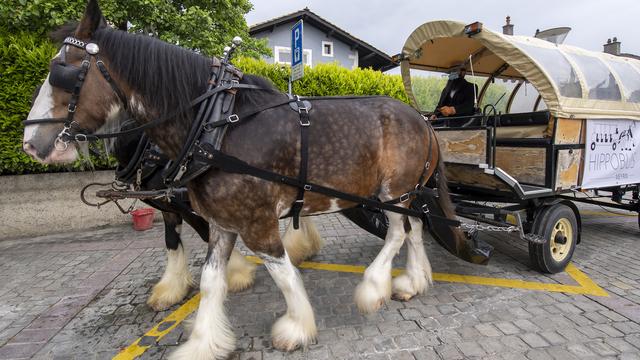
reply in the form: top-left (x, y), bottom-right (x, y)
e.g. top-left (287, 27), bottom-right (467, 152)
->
top-left (192, 142), bottom-right (460, 227)
top-left (290, 97), bottom-right (311, 229)
top-left (66, 59), bottom-right (90, 123)
top-left (162, 59), bottom-right (228, 185)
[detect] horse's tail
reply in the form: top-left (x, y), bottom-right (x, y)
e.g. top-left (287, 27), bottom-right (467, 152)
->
top-left (420, 146), bottom-right (488, 264)
top-left (436, 158), bottom-right (471, 257)
top-left (434, 156), bottom-right (457, 225)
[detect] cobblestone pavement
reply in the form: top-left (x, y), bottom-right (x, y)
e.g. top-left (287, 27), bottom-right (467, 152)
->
top-left (0, 204), bottom-right (639, 360)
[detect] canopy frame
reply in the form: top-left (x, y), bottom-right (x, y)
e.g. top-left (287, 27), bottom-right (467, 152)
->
top-left (401, 20), bottom-right (640, 120)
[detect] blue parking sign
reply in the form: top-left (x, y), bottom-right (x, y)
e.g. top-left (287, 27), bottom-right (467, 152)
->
top-left (291, 20), bottom-right (304, 81)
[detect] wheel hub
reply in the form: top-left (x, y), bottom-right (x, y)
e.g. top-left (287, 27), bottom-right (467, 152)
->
top-left (550, 218), bottom-right (573, 262)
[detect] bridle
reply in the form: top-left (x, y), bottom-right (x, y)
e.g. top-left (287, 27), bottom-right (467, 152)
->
top-left (22, 35), bottom-right (267, 149)
top-left (23, 36), bottom-right (129, 150)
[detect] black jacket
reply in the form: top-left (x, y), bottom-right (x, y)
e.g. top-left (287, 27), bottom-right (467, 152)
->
top-left (435, 78), bottom-right (477, 117)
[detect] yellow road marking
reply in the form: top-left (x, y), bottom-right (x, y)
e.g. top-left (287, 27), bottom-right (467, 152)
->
top-left (114, 258), bottom-right (607, 359)
top-left (580, 210), bottom-right (636, 217)
top-left (245, 256), bottom-right (607, 296)
top-left (112, 293), bottom-right (201, 360)
top-left (564, 263), bottom-right (609, 297)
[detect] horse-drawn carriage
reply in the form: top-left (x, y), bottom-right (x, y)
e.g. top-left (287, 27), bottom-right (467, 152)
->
top-left (21, 2), bottom-right (640, 356)
top-left (398, 20), bottom-right (640, 273)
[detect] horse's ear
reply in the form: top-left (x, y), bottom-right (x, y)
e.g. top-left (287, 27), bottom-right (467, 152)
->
top-left (75, 0), bottom-right (107, 39)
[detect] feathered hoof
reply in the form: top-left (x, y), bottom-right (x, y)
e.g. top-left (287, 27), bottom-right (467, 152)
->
top-left (391, 273), bottom-right (423, 302)
top-left (226, 249), bottom-right (256, 293)
top-left (168, 334), bottom-right (235, 360)
top-left (354, 277), bottom-right (391, 314)
top-left (271, 313), bottom-right (317, 352)
top-left (147, 275), bottom-right (193, 311)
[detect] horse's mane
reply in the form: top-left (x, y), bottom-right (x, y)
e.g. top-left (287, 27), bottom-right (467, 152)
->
top-left (236, 73), bottom-right (286, 108)
top-left (93, 28), bottom-right (211, 123)
top-left (51, 23), bottom-right (282, 122)
top-left (91, 27), bottom-right (282, 123)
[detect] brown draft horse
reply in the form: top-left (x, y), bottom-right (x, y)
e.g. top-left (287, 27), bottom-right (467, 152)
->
top-left (23, 1), bottom-right (466, 358)
top-left (109, 110), bottom-right (323, 311)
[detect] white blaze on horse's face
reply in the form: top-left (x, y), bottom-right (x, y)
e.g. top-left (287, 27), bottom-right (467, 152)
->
top-left (23, 52), bottom-right (79, 164)
top-left (23, 75), bottom-right (54, 144)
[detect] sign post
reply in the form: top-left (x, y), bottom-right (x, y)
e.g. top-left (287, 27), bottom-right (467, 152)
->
top-left (289, 20), bottom-right (304, 94)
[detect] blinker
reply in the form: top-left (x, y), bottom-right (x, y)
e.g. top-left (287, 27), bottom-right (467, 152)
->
top-left (49, 62), bottom-right (83, 93)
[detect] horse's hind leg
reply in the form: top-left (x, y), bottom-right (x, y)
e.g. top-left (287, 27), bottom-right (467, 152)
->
top-left (170, 225), bottom-right (237, 360)
top-left (282, 217), bottom-right (324, 265)
top-left (246, 220), bottom-right (317, 351)
top-left (392, 216), bottom-right (432, 301)
top-left (228, 217), bottom-right (323, 297)
top-left (226, 248), bottom-right (256, 293)
top-left (148, 212), bottom-right (195, 311)
top-left (227, 214), bottom-right (322, 292)
top-left (354, 212), bottom-right (407, 314)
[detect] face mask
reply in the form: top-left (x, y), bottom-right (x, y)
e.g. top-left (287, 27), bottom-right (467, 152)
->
top-left (448, 72), bottom-right (459, 80)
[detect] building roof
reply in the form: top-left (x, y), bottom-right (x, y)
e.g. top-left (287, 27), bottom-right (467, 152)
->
top-left (249, 8), bottom-right (397, 72)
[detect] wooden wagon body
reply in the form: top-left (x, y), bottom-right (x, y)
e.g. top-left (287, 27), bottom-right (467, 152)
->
top-left (399, 20), bottom-right (640, 272)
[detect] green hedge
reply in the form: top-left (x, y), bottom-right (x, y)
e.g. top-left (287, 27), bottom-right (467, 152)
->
top-left (1, 32), bottom-right (56, 175)
top-left (1, 37), bottom-right (410, 175)
top-left (235, 57), bottom-right (410, 101)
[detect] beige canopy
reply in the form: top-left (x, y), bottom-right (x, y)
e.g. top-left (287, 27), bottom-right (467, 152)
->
top-left (401, 20), bottom-right (640, 120)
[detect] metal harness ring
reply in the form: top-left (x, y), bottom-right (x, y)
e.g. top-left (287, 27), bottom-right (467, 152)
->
top-left (54, 137), bottom-right (69, 151)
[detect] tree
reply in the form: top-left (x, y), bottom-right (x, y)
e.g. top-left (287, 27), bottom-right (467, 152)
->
top-left (0, 0), bottom-right (269, 58)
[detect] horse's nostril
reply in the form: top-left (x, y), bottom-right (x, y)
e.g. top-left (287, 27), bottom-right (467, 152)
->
top-left (23, 142), bottom-right (36, 155)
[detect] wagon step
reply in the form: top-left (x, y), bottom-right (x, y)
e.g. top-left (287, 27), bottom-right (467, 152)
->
top-left (484, 166), bottom-right (554, 200)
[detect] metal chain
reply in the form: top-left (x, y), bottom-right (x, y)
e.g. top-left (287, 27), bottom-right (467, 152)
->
top-left (460, 222), bottom-right (547, 244)
top-left (460, 222), bottom-right (519, 233)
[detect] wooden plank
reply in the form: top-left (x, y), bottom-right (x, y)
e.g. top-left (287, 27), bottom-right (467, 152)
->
top-left (555, 118), bottom-right (584, 144)
top-left (555, 149), bottom-right (582, 190)
top-left (495, 147), bottom-right (546, 185)
top-left (496, 125), bottom-right (547, 139)
top-left (435, 129), bottom-right (487, 165)
top-left (445, 163), bottom-right (511, 191)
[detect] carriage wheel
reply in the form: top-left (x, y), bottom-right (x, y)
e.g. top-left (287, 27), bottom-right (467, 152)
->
top-left (528, 204), bottom-right (578, 273)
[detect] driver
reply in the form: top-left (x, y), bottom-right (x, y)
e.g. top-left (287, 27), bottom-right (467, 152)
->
top-left (429, 65), bottom-right (476, 120)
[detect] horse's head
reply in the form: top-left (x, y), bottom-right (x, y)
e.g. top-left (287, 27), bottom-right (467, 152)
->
top-left (23, 0), bottom-right (123, 164)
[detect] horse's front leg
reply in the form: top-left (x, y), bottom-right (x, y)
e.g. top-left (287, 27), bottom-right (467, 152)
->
top-left (245, 218), bottom-right (317, 351)
top-left (170, 224), bottom-right (237, 360)
top-left (148, 212), bottom-right (195, 311)
top-left (354, 212), bottom-right (407, 313)
top-left (173, 202), bottom-right (257, 293)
